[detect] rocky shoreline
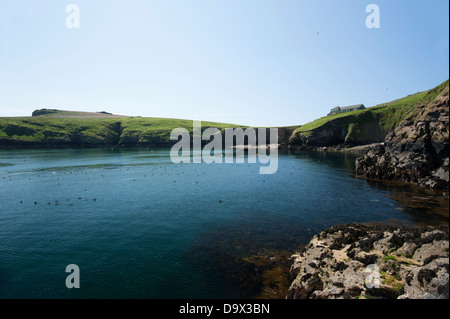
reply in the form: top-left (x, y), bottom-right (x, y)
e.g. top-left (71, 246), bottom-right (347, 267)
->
top-left (280, 86), bottom-right (449, 299)
top-left (356, 85), bottom-right (449, 189)
top-left (286, 223), bottom-right (449, 299)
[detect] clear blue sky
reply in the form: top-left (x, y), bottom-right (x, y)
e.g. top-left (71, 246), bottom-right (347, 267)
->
top-left (0, 0), bottom-right (448, 127)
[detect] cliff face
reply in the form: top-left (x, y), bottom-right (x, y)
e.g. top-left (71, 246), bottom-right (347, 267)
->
top-left (287, 223), bottom-right (449, 299)
top-left (288, 112), bottom-right (386, 148)
top-left (356, 85), bottom-right (449, 189)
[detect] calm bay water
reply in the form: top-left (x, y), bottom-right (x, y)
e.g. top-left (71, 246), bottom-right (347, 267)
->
top-left (0, 148), bottom-right (447, 299)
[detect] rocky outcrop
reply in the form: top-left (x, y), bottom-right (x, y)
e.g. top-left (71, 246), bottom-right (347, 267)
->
top-left (31, 109), bottom-right (59, 117)
top-left (356, 85), bottom-right (449, 189)
top-left (286, 223), bottom-right (449, 299)
top-left (287, 111), bottom-right (386, 149)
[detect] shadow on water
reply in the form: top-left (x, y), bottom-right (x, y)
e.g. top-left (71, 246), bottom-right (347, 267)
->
top-left (288, 150), bottom-right (359, 171)
top-left (364, 180), bottom-right (449, 226)
top-left (187, 212), bottom-right (313, 299)
top-left (290, 151), bottom-right (449, 226)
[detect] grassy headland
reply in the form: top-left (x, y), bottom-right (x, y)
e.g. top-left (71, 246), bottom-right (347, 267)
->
top-left (0, 111), bottom-right (244, 148)
top-left (290, 80), bottom-right (449, 147)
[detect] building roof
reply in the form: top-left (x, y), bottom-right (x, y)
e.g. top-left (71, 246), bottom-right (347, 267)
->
top-left (340, 104), bottom-right (365, 110)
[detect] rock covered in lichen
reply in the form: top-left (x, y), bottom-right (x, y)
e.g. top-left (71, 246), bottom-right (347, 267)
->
top-left (286, 223), bottom-right (449, 299)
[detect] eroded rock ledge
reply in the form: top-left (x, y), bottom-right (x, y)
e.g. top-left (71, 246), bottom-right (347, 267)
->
top-left (356, 86), bottom-right (449, 189)
top-left (286, 223), bottom-right (449, 299)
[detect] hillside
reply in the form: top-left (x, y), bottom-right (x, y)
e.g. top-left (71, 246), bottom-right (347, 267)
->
top-left (287, 80), bottom-right (449, 149)
top-left (0, 113), bottom-right (243, 148)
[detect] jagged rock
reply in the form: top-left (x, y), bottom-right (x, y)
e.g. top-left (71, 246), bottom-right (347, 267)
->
top-left (287, 223), bottom-right (449, 299)
top-left (356, 85), bottom-right (449, 189)
top-left (400, 258), bottom-right (449, 299)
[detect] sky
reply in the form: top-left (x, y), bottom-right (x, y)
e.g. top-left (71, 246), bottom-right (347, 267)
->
top-left (0, 0), bottom-right (448, 127)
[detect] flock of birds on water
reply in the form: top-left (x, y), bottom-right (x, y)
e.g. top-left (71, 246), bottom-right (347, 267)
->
top-left (3, 158), bottom-right (291, 208)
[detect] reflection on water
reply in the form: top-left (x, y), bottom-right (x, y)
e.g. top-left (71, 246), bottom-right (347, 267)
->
top-left (365, 180), bottom-right (449, 226)
top-left (290, 150), bottom-right (448, 226)
top-left (188, 211), bottom-right (313, 298)
top-left (291, 150), bottom-right (359, 172)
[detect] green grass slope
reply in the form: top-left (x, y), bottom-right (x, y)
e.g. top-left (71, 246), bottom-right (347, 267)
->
top-left (31, 109), bottom-right (128, 118)
top-left (0, 115), bottom-right (244, 148)
top-left (291, 80), bottom-right (449, 147)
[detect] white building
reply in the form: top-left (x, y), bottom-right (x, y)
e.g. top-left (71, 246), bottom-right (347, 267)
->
top-left (328, 104), bottom-right (365, 116)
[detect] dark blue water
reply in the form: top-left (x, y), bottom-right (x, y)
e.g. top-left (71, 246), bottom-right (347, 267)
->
top-left (0, 149), bottom-right (447, 298)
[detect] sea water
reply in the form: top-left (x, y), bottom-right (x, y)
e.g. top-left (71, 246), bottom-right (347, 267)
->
top-left (0, 148), bottom-right (447, 298)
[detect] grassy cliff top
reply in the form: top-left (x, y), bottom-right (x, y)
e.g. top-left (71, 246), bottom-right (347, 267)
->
top-left (297, 80), bottom-right (449, 133)
top-left (0, 112), bottom-right (245, 144)
top-left (31, 109), bottom-right (128, 118)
